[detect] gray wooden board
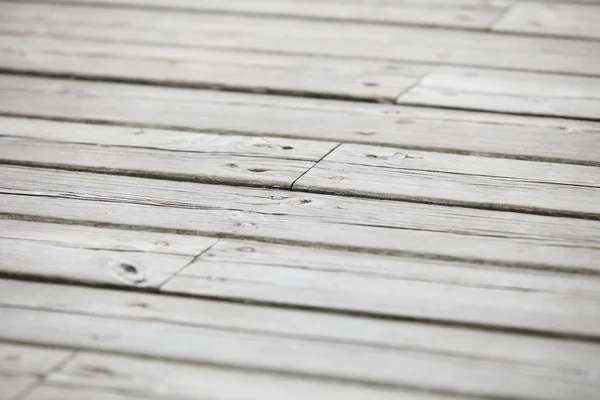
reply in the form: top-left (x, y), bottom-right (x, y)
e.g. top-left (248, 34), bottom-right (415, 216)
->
top-left (1, 3), bottom-right (600, 76)
top-left (0, 34), bottom-right (431, 102)
top-left (2, 281), bottom-right (600, 400)
top-left (397, 67), bottom-right (600, 120)
top-left (0, 117), bottom-right (336, 190)
top-left (0, 342), bottom-right (72, 400)
top-left (0, 219), bottom-right (216, 288)
top-left (493, 2), bottom-right (600, 40)
top-left (1, 77), bottom-right (599, 165)
top-left (164, 238), bottom-right (600, 338)
top-left (3, 220), bottom-right (600, 336)
top-left (1, 166), bottom-right (600, 271)
top-left (36, 352), bottom-right (450, 400)
top-left (294, 143), bottom-right (600, 218)
top-left (21, 0), bottom-right (510, 29)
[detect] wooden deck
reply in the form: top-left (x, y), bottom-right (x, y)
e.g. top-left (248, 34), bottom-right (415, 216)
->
top-left (0, 0), bottom-right (599, 399)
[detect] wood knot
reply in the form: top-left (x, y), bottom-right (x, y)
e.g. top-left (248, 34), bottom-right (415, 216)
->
top-left (109, 260), bottom-right (146, 284)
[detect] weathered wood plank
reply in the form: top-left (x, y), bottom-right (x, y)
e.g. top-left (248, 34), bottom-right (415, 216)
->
top-left (2, 281), bottom-right (600, 400)
top-left (397, 68), bottom-right (600, 120)
top-left (39, 352), bottom-right (445, 400)
top-left (294, 143), bottom-right (600, 218)
top-left (1, 77), bottom-right (599, 165)
top-left (0, 117), bottom-right (336, 189)
top-left (0, 220), bottom-right (216, 287)
top-left (1, 166), bottom-right (599, 271)
top-left (493, 2), bottom-right (600, 40)
top-left (22, 0), bottom-right (510, 29)
top-left (0, 219), bottom-right (216, 257)
top-left (0, 35), bottom-right (430, 102)
top-left (165, 239), bottom-right (600, 337)
top-left (0, 342), bottom-right (72, 400)
top-left (23, 386), bottom-right (151, 400)
top-left (1, 3), bottom-right (599, 76)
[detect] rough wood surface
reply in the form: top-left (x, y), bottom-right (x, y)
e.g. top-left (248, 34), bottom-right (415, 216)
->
top-left (40, 352), bottom-right (445, 400)
top-left (294, 143), bottom-right (600, 217)
top-left (21, 0), bottom-right (510, 29)
top-left (2, 2), bottom-right (599, 75)
top-left (166, 239), bottom-right (600, 337)
top-left (0, 342), bottom-right (72, 400)
top-left (0, 35), bottom-right (430, 102)
top-left (2, 280), bottom-right (600, 400)
top-left (0, 219), bottom-right (216, 287)
top-left (0, 117), bottom-right (336, 189)
top-left (1, 166), bottom-right (599, 271)
top-left (23, 386), bottom-right (151, 400)
top-left (493, 2), bottom-right (600, 40)
top-left (1, 77), bottom-right (599, 165)
top-left (397, 67), bottom-right (600, 120)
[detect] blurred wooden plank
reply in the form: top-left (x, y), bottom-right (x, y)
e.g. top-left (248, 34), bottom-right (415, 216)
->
top-left (2, 281), bottom-right (600, 400)
top-left (294, 143), bottom-right (600, 218)
top-left (1, 77), bottom-right (599, 165)
top-left (1, 166), bottom-right (599, 270)
top-left (23, 386), bottom-right (152, 400)
top-left (493, 2), bottom-right (600, 40)
top-left (0, 342), bottom-right (72, 400)
top-left (1, 2), bottom-right (599, 75)
top-left (397, 68), bottom-right (600, 120)
top-left (0, 117), bottom-right (336, 189)
top-left (0, 220), bottom-right (216, 288)
top-left (37, 352), bottom-right (442, 400)
top-left (23, 0), bottom-right (510, 29)
top-left (163, 239), bottom-right (600, 338)
top-left (0, 35), bottom-right (430, 102)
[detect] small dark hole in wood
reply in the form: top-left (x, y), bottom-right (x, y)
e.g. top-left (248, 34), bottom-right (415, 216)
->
top-left (227, 163), bottom-right (239, 168)
top-left (248, 168), bottom-right (269, 173)
top-left (362, 82), bottom-right (379, 87)
top-left (120, 262), bottom-right (138, 274)
top-left (281, 146), bottom-right (293, 150)
top-left (357, 131), bottom-right (375, 136)
top-left (299, 199), bottom-right (312, 204)
top-left (366, 154), bottom-right (379, 158)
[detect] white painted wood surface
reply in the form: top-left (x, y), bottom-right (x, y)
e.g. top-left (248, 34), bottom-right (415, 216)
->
top-left (1, 166), bottom-right (599, 271)
top-left (0, 220), bottom-right (216, 287)
top-left (24, 0), bottom-right (510, 29)
top-left (2, 281), bottom-right (600, 400)
top-left (2, 2), bottom-right (599, 75)
top-left (0, 35), bottom-right (430, 102)
top-left (23, 386), bottom-right (151, 400)
top-left (397, 67), bottom-right (600, 120)
top-left (163, 239), bottom-right (600, 337)
top-left (1, 78), bottom-right (599, 165)
top-left (294, 143), bottom-right (600, 217)
top-left (40, 352), bottom-right (445, 400)
top-left (0, 116), bottom-right (337, 189)
top-left (0, 342), bottom-right (72, 400)
top-left (494, 2), bottom-right (600, 40)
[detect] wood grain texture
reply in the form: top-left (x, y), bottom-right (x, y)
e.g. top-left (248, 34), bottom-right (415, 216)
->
top-left (0, 117), bottom-right (336, 189)
top-left (165, 239), bottom-right (600, 337)
top-left (23, 386), bottom-right (151, 400)
top-left (1, 77), bottom-right (599, 165)
top-left (1, 2), bottom-right (599, 75)
top-left (2, 280), bottom-right (600, 400)
top-left (40, 352), bottom-right (444, 400)
top-left (0, 219), bottom-right (216, 287)
top-left (21, 0), bottom-right (510, 29)
top-left (0, 342), bottom-right (72, 400)
top-left (1, 166), bottom-right (599, 271)
top-left (397, 67), bottom-right (600, 120)
top-left (493, 2), bottom-right (600, 40)
top-left (0, 35), bottom-right (430, 102)
top-left (294, 143), bottom-right (600, 217)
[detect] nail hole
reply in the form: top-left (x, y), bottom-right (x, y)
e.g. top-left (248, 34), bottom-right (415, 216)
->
top-left (120, 263), bottom-right (137, 274)
top-left (248, 168), bottom-right (269, 173)
top-left (281, 146), bottom-right (293, 150)
top-left (227, 163), bottom-right (239, 168)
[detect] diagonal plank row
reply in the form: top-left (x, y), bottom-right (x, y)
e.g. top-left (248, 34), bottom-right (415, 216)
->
top-left (2, 219), bottom-right (600, 338)
top-left (1, 76), bottom-right (599, 165)
top-left (1, 279), bottom-right (600, 399)
top-left (1, 166), bottom-right (599, 272)
top-left (2, 35), bottom-right (600, 118)
top-left (16, 0), bottom-right (600, 41)
top-left (1, 117), bottom-right (599, 218)
top-left (1, 2), bottom-right (600, 76)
